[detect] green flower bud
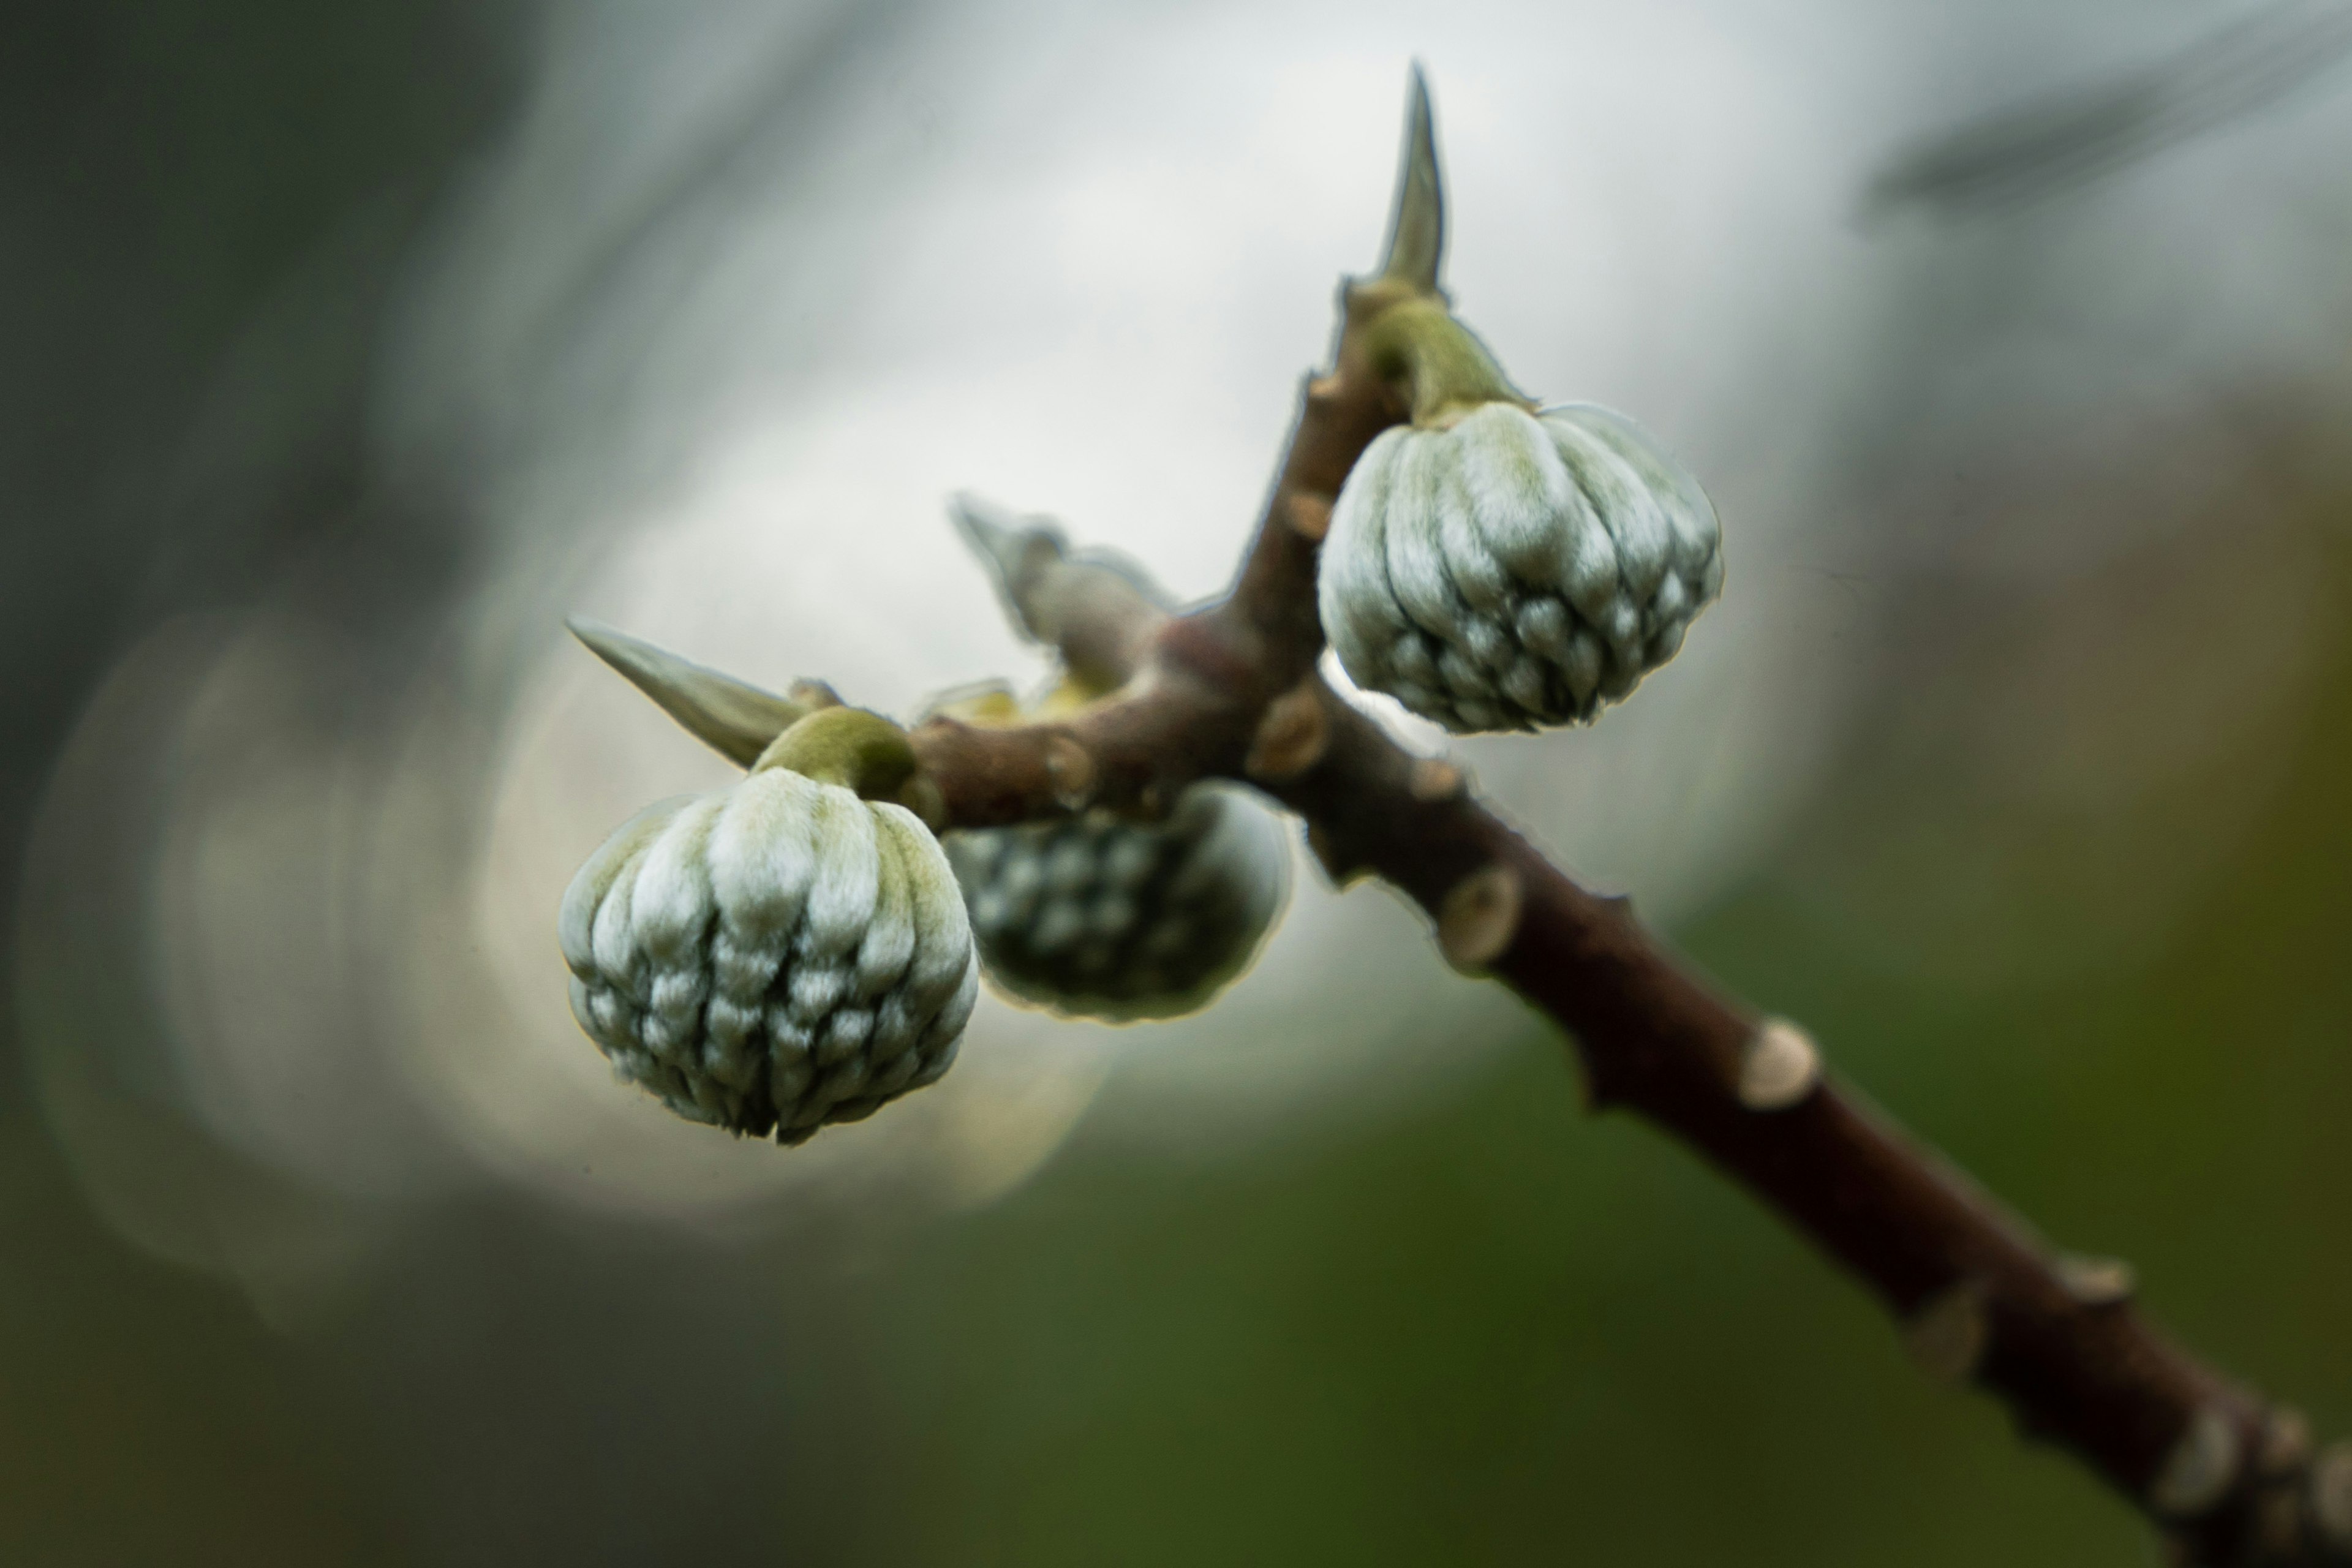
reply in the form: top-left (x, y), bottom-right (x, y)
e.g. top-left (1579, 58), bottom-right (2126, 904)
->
top-left (1317, 401), bottom-right (1723, 733)
top-left (942, 784), bottom-right (1291, 1023)
top-left (559, 756), bottom-right (978, 1144)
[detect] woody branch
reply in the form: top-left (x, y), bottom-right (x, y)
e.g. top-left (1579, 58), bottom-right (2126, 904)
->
top-left (571, 70), bottom-right (2352, 1567)
top-left (901, 80), bottom-right (2350, 1568)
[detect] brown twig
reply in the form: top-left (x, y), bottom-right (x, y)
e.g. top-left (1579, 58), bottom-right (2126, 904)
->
top-left (579, 65), bottom-right (2350, 1566)
top-left (886, 69), bottom-right (2352, 1568)
top-left (908, 478), bottom-right (2350, 1567)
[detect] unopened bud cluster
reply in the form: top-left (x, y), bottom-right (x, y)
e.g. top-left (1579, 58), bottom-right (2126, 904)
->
top-left (561, 737), bottom-right (977, 1144)
top-left (1319, 401), bottom-right (1721, 733)
top-left (944, 784), bottom-right (1291, 1022)
top-left (556, 69), bottom-right (1725, 1152)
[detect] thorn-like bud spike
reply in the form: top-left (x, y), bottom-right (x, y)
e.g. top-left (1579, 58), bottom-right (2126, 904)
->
top-left (568, 617), bottom-right (810, 768)
top-left (1378, 64), bottom-right (1446, 294)
top-left (2149, 1408), bottom-right (2242, 1520)
top-left (946, 493), bottom-right (1174, 687)
top-left (949, 492), bottom-right (1068, 632)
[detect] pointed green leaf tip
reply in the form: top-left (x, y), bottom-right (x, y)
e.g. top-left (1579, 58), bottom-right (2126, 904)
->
top-left (1378, 64), bottom-right (1445, 294)
top-left (567, 616), bottom-right (812, 767)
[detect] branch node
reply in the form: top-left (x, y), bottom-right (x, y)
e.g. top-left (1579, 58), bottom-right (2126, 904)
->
top-left (1245, 682), bottom-right (1331, 781)
top-left (2149, 1408), bottom-right (2242, 1521)
top-left (1437, 863), bottom-right (1522, 972)
top-left (1158, 614), bottom-right (1258, 692)
top-left (1285, 492), bottom-right (1335, 541)
top-left (1044, 735), bottom-right (1098, 810)
top-left (1737, 1019), bottom-right (1822, 1112)
top-left (844, 76), bottom-right (2342, 1559)
top-left (1408, 755), bottom-right (1465, 802)
top-left (2054, 1254), bottom-right (2137, 1310)
top-left (1904, 1277), bottom-right (1991, 1385)
top-left (2312, 1442), bottom-right (2352, 1550)
top-left (2261, 1410), bottom-right (2314, 1479)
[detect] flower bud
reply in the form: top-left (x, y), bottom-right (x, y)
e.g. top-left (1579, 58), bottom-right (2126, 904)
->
top-left (1317, 401), bottom-right (1722, 733)
top-left (942, 783), bottom-right (1290, 1023)
top-left (559, 762), bottom-right (979, 1144)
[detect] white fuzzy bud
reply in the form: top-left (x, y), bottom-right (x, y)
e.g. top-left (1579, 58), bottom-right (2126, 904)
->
top-left (559, 769), bottom-right (979, 1144)
top-left (943, 784), bottom-right (1290, 1023)
top-left (1317, 401), bottom-right (1723, 733)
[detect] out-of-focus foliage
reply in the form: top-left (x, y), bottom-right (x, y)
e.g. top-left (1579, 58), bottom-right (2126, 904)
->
top-left (4, 1), bottom-right (2351, 1564)
top-left (1868, 0), bottom-right (2352, 214)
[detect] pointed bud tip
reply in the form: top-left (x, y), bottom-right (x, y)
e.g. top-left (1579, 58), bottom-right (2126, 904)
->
top-left (562, 616), bottom-right (807, 769)
top-left (567, 614), bottom-right (655, 675)
top-left (946, 489), bottom-right (1011, 538)
top-left (1378, 62), bottom-right (1446, 293)
top-left (949, 492), bottom-right (1066, 562)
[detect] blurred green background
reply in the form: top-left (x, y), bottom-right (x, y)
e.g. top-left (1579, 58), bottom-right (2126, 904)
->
top-left (6, 1), bottom-right (2351, 1564)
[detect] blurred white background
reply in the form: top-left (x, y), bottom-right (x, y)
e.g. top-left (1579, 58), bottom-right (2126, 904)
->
top-left (18, 0), bottom-right (2352, 1316)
